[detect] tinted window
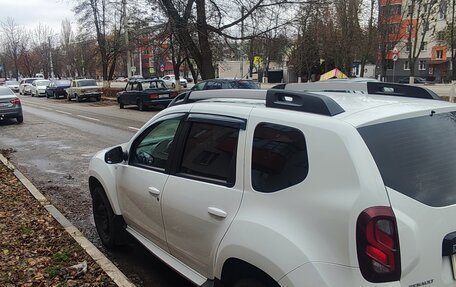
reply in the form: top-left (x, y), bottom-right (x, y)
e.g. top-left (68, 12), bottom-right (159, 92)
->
top-left (252, 123), bottom-right (308, 193)
top-left (55, 80), bottom-right (71, 86)
top-left (130, 118), bottom-right (181, 170)
top-left (191, 82), bottom-right (206, 91)
top-left (358, 112), bottom-right (456, 207)
top-left (205, 81), bottom-right (222, 90)
top-left (179, 122), bottom-right (239, 186)
top-left (234, 80), bottom-right (259, 89)
top-left (78, 80), bottom-right (97, 87)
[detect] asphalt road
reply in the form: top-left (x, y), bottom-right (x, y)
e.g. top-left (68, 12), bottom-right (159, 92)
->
top-left (0, 95), bottom-right (193, 287)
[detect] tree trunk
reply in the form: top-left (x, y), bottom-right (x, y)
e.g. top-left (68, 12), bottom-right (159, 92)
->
top-left (195, 0), bottom-right (215, 79)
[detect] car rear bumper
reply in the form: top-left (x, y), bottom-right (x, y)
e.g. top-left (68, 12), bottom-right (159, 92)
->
top-left (145, 99), bottom-right (173, 107)
top-left (0, 107), bottom-right (22, 119)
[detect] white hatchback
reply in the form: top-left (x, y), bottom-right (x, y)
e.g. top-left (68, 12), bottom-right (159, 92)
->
top-left (162, 74), bottom-right (188, 88)
top-left (89, 83), bottom-right (456, 287)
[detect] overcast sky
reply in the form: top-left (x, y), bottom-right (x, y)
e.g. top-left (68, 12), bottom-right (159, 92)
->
top-left (0, 0), bottom-right (75, 33)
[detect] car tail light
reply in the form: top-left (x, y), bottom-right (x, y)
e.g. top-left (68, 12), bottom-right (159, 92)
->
top-left (170, 91), bottom-right (178, 98)
top-left (356, 206), bottom-right (401, 282)
top-left (149, 93), bottom-right (159, 99)
top-left (10, 98), bottom-right (21, 106)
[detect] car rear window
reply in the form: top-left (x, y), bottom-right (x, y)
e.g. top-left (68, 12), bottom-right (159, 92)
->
top-left (0, 88), bottom-right (13, 95)
top-left (235, 80), bottom-right (259, 89)
top-left (358, 112), bottom-right (456, 207)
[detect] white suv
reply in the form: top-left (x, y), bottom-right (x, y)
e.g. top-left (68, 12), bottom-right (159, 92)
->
top-left (89, 82), bottom-right (456, 287)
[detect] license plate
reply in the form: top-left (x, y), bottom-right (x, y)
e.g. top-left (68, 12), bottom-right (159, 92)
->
top-left (159, 94), bottom-right (169, 99)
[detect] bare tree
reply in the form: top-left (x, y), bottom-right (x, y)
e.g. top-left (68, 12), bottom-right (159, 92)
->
top-left (0, 17), bottom-right (25, 80)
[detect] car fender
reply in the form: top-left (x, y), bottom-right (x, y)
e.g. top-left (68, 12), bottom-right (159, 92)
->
top-left (88, 149), bottom-right (122, 215)
top-left (215, 219), bottom-right (309, 282)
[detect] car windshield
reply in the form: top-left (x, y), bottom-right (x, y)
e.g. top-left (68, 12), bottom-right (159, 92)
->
top-left (55, 80), bottom-right (71, 86)
top-left (6, 81), bottom-right (19, 85)
top-left (78, 80), bottom-right (97, 87)
top-left (143, 81), bottom-right (167, 89)
top-left (0, 88), bottom-right (14, 95)
top-left (358, 111), bottom-right (456, 207)
top-left (25, 79), bottom-right (36, 84)
top-left (36, 80), bottom-right (51, 86)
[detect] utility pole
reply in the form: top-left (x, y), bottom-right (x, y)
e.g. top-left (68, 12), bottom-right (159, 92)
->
top-left (123, 0), bottom-right (131, 78)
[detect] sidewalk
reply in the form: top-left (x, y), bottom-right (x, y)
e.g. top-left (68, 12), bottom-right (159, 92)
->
top-left (0, 153), bottom-right (134, 287)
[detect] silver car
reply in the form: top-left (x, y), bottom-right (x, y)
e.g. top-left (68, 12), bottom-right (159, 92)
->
top-left (0, 87), bottom-right (23, 123)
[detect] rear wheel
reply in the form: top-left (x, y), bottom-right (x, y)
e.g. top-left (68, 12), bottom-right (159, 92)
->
top-left (232, 279), bottom-right (266, 287)
top-left (137, 100), bottom-right (144, 111)
top-left (16, 116), bottom-right (23, 124)
top-left (76, 94), bottom-right (81, 102)
top-left (92, 186), bottom-right (125, 249)
top-left (119, 100), bottom-right (124, 109)
top-left (96, 96), bottom-right (101, 102)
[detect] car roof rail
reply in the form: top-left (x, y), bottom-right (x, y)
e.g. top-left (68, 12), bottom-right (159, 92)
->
top-left (266, 89), bottom-right (345, 116)
top-left (168, 89), bottom-right (345, 116)
top-left (278, 81), bottom-right (441, 100)
top-left (366, 82), bottom-right (440, 100)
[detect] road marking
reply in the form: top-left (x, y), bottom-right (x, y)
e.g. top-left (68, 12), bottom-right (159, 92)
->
top-left (77, 115), bottom-right (100, 121)
top-left (55, 110), bottom-right (72, 115)
top-left (128, 127), bottom-right (140, 131)
top-left (42, 107), bottom-right (54, 111)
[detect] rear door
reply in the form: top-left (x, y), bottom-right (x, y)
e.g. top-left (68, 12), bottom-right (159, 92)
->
top-left (161, 113), bottom-right (246, 277)
top-left (358, 110), bottom-right (456, 286)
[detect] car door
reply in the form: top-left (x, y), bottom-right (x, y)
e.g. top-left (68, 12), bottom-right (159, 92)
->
top-left (162, 113), bottom-right (245, 277)
top-left (116, 113), bottom-right (185, 250)
top-left (122, 82), bottom-right (134, 105)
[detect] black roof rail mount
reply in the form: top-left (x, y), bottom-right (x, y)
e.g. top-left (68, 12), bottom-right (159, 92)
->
top-left (266, 89), bottom-right (345, 116)
top-left (366, 82), bottom-right (441, 100)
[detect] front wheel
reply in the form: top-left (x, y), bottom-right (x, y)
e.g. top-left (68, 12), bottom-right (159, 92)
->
top-left (92, 186), bottom-right (125, 249)
top-left (119, 100), bottom-right (124, 109)
top-left (76, 95), bottom-right (81, 102)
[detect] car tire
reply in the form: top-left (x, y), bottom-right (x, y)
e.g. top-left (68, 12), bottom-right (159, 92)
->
top-left (53, 92), bottom-right (57, 99)
top-left (232, 278), bottom-right (267, 287)
top-left (119, 100), bottom-right (124, 109)
top-left (16, 116), bottom-right (23, 124)
top-left (19, 91), bottom-right (22, 95)
top-left (171, 83), bottom-right (176, 89)
top-left (31, 91), bottom-right (34, 97)
top-left (96, 96), bottom-right (101, 102)
top-left (137, 100), bottom-right (144, 111)
top-left (91, 185), bottom-right (125, 249)
top-left (76, 95), bottom-right (81, 102)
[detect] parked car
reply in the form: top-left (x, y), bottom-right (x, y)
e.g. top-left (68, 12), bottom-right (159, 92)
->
top-left (0, 86), bottom-right (23, 123)
top-left (45, 80), bottom-right (71, 99)
top-left (31, 79), bottom-right (51, 97)
top-left (5, 80), bottom-right (20, 92)
top-left (168, 78), bottom-right (260, 107)
top-left (19, 78), bottom-right (38, 95)
top-left (397, 77), bottom-right (429, 84)
top-left (89, 83), bottom-right (455, 287)
top-left (117, 79), bottom-right (178, 111)
top-left (67, 79), bottom-right (102, 102)
top-left (191, 78), bottom-right (259, 91)
top-left (161, 74), bottom-right (188, 88)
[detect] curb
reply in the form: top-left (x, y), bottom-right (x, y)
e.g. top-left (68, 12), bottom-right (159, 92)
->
top-left (0, 154), bottom-right (135, 287)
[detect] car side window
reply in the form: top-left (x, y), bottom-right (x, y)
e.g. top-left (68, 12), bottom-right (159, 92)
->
top-left (125, 83), bottom-right (131, 91)
top-left (137, 83), bottom-right (143, 91)
top-left (178, 122), bottom-right (239, 186)
top-left (205, 81), bottom-right (222, 90)
top-left (130, 117), bottom-right (182, 170)
top-left (191, 82), bottom-right (206, 91)
top-left (251, 123), bottom-right (309, 193)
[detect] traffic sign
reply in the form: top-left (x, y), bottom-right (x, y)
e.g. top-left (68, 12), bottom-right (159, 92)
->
top-left (392, 54), bottom-right (398, 62)
top-left (131, 66), bottom-right (136, 72)
top-left (392, 47), bottom-right (399, 54)
top-left (160, 63), bottom-right (165, 72)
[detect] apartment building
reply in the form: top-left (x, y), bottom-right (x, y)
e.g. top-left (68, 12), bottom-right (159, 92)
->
top-left (380, 0), bottom-right (451, 82)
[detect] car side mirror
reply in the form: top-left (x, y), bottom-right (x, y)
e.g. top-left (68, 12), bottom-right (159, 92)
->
top-left (104, 146), bottom-right (128, 164)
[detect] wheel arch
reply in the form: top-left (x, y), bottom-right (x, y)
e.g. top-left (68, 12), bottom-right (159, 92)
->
top-left (219, 258), bottom-right (280, 287)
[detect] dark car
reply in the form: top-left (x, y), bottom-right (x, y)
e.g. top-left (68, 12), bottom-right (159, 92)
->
top-left (46, 80), bottom-right (71, 99)
top-left (168, 78), bottom-right (259, 107)
top-left (0, 86), bottom-right (23, 123)
top-left (117, 79), bottom-right (178, 110)
top-left (191, 78), bottom-right (259, 91)
top-left (397, 77), bottom-right (429, 84)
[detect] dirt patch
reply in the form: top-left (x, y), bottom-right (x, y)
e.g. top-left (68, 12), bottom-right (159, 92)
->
top-left (0, 161), bottom-right (116, 286)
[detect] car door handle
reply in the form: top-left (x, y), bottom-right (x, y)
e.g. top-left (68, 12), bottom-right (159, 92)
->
top-left (207, 207), bottom-right (227, 218)
top-left (148, 186), bottom-right (161, 196)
